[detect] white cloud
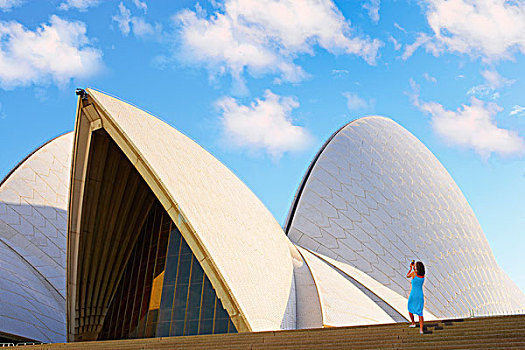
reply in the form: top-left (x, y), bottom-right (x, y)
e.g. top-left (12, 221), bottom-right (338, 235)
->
top-left (0, 0), bottom-right (24, 11)
top-left (216, 90), bottom-right (312, 158)
top-left (467, 85), bottom-right (494, 98)
top-left (402, 32), bottom-right (442, 60)
top-left (331, 69), bottom-right (349, 78)
top-left (175, 0), bottom-right (381, 84)
top-left (420, 0), bottom-right (525, 61)
top-left (410, 79), bottom-right (525, 157)
top-left (363, 0), bottom-right (380, 23)
top-left (481, 69), bottom-right (514, 89)
top-left (388, 35), bottom-right (401, 51)
top-left (0, 15), bottom-right (103, 89)
top-left (343, 92), bottom-right (371, 110)
top-left (509, 105), bottom-right (525, 117)
top-left (58, 0), bottom-right (99, 11)
top-left (131, 17), bottom-right (157, 36)
top-left (132, 0), bottom-right (147, 13)
top-left (113, 3), bottom-right (131, 35)
top-left (113, 2), bottom-right (159, 37)
top-left (467, 69), bottom-right (514, 99)
top-left (394, 22), bottom-right (406, 33)
top-left (423, 72), bottom-right (437, 83)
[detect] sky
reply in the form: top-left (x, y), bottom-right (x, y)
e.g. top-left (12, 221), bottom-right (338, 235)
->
top-left (0, 0), bottom-right (524, 295)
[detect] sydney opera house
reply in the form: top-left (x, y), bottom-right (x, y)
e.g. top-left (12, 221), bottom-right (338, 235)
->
top-left (1, 88), bottom-right (524, 344)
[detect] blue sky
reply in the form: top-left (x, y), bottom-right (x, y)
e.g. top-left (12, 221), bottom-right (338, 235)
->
top-left (0, 0), bottom-right (524, 294)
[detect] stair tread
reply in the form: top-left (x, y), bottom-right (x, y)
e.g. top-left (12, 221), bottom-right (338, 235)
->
top-left (22, 315), bottom-right (525, 350)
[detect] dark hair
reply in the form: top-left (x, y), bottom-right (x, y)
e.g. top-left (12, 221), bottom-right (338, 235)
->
top-left (416, 261), bottom-right (425, 276)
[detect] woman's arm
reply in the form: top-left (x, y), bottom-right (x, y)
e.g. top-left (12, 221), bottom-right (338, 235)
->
top-left (406, 264), bottom-right (415, 278)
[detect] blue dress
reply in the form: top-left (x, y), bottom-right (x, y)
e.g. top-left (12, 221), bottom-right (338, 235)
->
top-left (408, 276), bottom-right (424, 316)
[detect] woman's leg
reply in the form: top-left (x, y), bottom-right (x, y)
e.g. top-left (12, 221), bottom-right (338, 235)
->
top-left (409, 312), bottom-right (415, 325)
top-left (418, 315), bottom-right (424, 333)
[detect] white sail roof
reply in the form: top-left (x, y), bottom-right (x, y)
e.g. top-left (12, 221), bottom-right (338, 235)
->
top-left (68, 89), bottom-right (296, 339)
top-left (0, 132), bottom-right (72, 342)
top-left (286, 116), bottom-right (525, 318)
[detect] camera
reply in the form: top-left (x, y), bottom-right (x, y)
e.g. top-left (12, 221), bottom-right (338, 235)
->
top-left (76, 88), bottom-right (88, 101)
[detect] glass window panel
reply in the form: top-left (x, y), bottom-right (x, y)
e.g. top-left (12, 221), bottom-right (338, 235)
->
top-left (185, 320), bottom-right (199, 336)
top-left (163, 261), bottom-right (178, 286)
top-left (213, 298), bottom-right (230, 334)
top-left (177, 255), bottom-right (192, 284)
top-left (180, 238), bottom-right (191, 256)
top-left (156, 321), bottom-right (170, 338)
top-left (228, 319), bottom-right (237, 333)
top-left (200, 278), bottom-right (216, 321)
top-left (170, 320), bottom-right (185, 337)
top-left (158, 283), bottom-right (175, 323)
top-left (186, 256), bottom-right (204, 325)
top-left (214, 317), bottom-right (229, 334)
top-left (190, 257), bottom-right (204, 285)
top-left (167, 229), bottom-right (181, 258)
top-left (198, 319), bottom-right (213, 335)
top-left (98, 194), bottom-right (237, 340)
top-left (186, 283), bottom-right (202, 321)
top-left (172, 283), bottom-right (189, 323)
top-left (164, 236), bottom-right (181, 287)
top-left (215, 299), bottom-right (229, 319)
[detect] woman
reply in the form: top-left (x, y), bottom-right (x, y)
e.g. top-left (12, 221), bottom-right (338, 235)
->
top-left (407, 260), bottom-right (425, 334)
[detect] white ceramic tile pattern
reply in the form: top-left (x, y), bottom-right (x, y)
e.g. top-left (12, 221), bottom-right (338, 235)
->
top-left (292, 251), bottom-right (323, 329)
top-left (286, 117), bottom-right (525, 318)
top-left (297, 246), bottom-right (395, 326)
top-left (0, 133), bottom-right (72, 297)
top-left (0, 133), bottom-right (71, 342)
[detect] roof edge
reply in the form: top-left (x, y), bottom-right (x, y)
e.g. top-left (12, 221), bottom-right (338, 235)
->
top-left (284, 116), bottom-right (390, 234)
top-left (0, 132), bottom-right (72, 188)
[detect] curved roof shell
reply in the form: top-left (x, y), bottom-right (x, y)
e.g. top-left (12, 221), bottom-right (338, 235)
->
top-left (0, 240), bottom-right (65, 342)
top-left (285, 116), bottom-right (525, 318)
top-left (0, 132), bottom-right (72, 342)
top-left (67, 89), bottom-right (296, 340)
top-left (296, 246), bottom-right (396, 326)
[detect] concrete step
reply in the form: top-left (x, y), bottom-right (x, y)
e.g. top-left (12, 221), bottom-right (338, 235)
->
top-left (398, 341), bottom-right (525, 350)
top-left (38, 332), bottom-right (525, 350)
top-left (255, 332), bottom-right (524, 347)
top-left (263, 326), bottom-right (522, 340)
top-left (25, 315), bottom-right (525, 350)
